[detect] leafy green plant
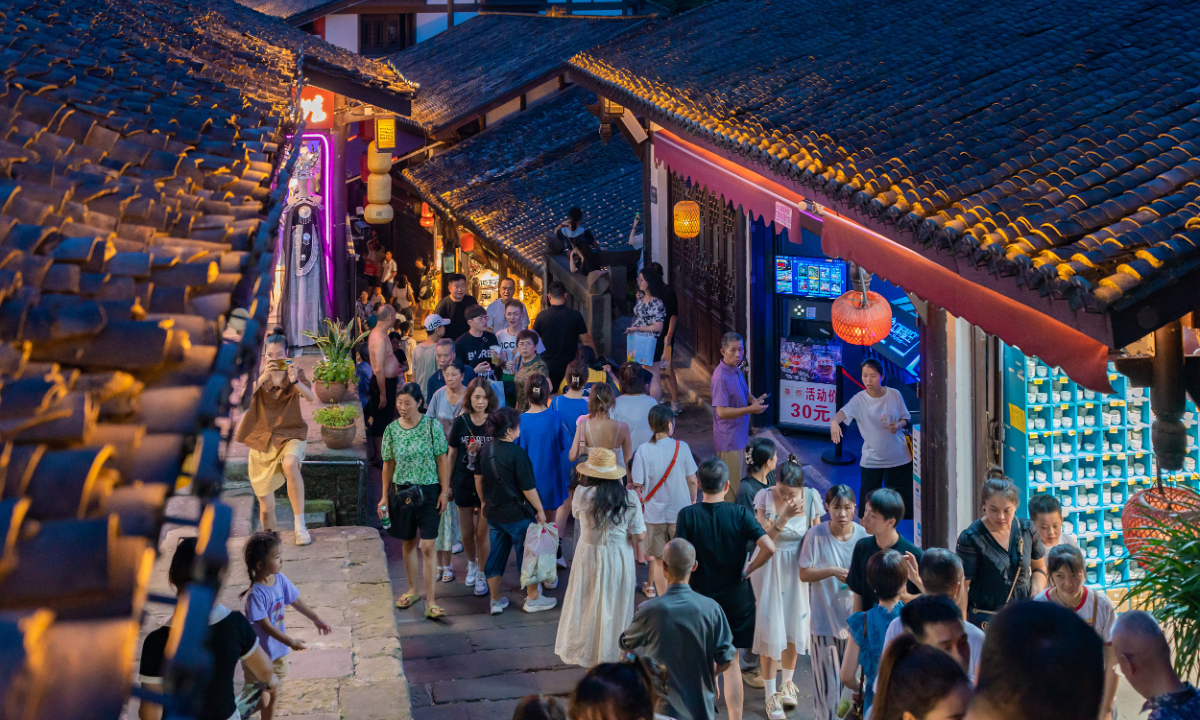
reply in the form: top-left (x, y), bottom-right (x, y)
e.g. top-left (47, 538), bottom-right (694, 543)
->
top-left (1121, 487), bottom-right (1200, 678)
top-left (312, 357), bottom-right (355, 385)
top-left (312, 404), bottom-right (360, 428)
top-left (304, 319), bottom-right (368, 385)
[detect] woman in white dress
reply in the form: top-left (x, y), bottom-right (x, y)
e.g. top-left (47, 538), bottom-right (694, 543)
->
top-left (751, 457), bottom-right (824, 720)
top-left (555, 447), bottom-right (646, 667)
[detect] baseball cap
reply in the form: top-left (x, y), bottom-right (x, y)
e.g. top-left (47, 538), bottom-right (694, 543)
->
top-left (423, 314), bottom-right (447, 331)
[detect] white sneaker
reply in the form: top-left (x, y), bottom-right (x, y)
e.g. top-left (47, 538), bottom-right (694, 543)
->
top-left (489, 597), bottom-right (509, 615)
top-left (766, 692), bottom-right (787, 720)
top-left (465, 562), bottom-right (477, 585)
top-left (543, 575), bottom-right (558, 590)
top-left (474, 576), bottom-right (489, 596)
top-left (780, 681), bottom-right (799, 709)
top-left (523, 594), bottom-right (557, 613)
top-left (294, 528), bottom-right (311, 546)
top-left (452, 542), bottom-right (464, 554)
top-left (556, 555), bottom-right (568, 568)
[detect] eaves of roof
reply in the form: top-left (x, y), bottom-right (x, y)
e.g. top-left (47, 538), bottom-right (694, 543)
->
top-left (568, 0), bottom-right (1200, 347)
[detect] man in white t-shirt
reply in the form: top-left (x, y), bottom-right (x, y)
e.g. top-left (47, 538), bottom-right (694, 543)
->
top-left (495, 300), bottom-right (542, 367)
top-left (877, 548), bottom-right (984, 690)
top-left (486, 277), bottom-right (528, 332)
top-left (830, 359), bottom-right (913, 519)
top-left (629, 405), bottom-right (699, 597)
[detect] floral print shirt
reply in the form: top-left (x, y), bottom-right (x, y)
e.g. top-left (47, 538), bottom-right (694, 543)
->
top-left (1146, 684), bottom-right (1200, 720)
top-left (381, 415), bottom-right (448, 486)
top-left (633, 297), bottom-right (666, 337)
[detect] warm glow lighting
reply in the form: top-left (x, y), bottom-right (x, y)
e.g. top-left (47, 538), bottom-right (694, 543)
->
top-left (421, 215), bottom-right (435, 228)
top-left (460, 233), bottom-right (475, 252)
top-left (832, 290), bottom-right (892, 345)
top-left (674, 200), bottom-right (700, 239)
top-left (421, 202), bottom-right (432, 217)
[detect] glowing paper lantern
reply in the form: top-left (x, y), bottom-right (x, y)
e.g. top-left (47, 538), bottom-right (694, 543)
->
top-left (422, 202), bottom-right (432, 217)
top-left (364, 203), bottom-right (393, 224)
top-left (1123, 486), bottom-right (1200, 563)
top-left (460, 233), bottom-right (475, 253)
top-left (366, 141), bottom-right (391, 174)
top-left (673, 200), bottom-right (700, 239)
top-left (420, 215), bottom-right (435, 228)
top-left (832, 290), bottom-right (892, 345)
top-left (366, 174), bottom-right (391, 205)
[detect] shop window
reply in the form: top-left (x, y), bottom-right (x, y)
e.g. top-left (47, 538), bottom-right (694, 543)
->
top-left (359, 14), bottom-right (414, 56)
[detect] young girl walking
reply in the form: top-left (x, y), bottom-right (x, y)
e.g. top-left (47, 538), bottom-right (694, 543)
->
top-left (236, 326), bottom-right (316, 546)
top-left (241, 531), bottom-right (331, 720)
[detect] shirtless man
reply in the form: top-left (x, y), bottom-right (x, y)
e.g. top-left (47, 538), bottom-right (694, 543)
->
top-left (368, 304), bottom-right (401, 465)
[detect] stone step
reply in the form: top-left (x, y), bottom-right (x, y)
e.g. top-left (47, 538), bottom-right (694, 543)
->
top-left (249, 498), bottom-right (336, 532)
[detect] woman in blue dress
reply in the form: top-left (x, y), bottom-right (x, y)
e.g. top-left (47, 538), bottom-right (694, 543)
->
top-left (841, 549), bottom-right (907, 719)
top-left (517, 372), bottom-right (572, 585)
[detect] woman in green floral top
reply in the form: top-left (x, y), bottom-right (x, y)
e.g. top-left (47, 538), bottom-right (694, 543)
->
top-left (379, 382), bottom-right (452, 619)
top-left (512, 329), bottom-right (550, 412)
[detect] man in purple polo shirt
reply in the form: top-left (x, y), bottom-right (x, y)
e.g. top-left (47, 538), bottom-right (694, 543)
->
top-left (711, 332), bottom-right (768, 501)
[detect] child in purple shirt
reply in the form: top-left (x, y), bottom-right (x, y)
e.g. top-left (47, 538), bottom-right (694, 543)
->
top-left (242, 531), bottom-right (331, 720)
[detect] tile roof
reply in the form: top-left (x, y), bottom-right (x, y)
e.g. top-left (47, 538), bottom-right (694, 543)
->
top-left (235, 0), bottom-right (342, 21)
top-left (390, 13), bottom-right (644, 136)
top-left (569, 0), bottom-right (1200, 318)
top-left (403, 85), bottom-right (641, 273)
top-left (0, 0), bottom-right (324, 714)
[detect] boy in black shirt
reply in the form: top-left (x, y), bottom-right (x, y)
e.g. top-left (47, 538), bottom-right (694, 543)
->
top-left (846, 488), bottom-right (924, 612)
top-left (455, 304), bottom-right (501, 376)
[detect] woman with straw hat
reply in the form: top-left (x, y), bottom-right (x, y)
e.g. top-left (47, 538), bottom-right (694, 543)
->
top-left (555, 446), bottom-right (646, 667)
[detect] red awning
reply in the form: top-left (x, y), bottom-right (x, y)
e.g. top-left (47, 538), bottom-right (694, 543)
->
top-left (653, 130), bottom-right (817, 234)
top-left (821, 214), bottom-right (1114, 394)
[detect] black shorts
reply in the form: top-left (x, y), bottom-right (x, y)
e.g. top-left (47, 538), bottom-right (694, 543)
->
top-left (451, 475), bottom-right (481, 508)
top-left (386, 484), bottom-right (441, 541)
top-left (367, 377), bottom-right (398, 437)
top-left (859, 461), bottom-right (914, 519)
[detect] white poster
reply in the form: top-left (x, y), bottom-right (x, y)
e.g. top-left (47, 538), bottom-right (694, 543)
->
top-left (779, 379), bottom-right (836, 429)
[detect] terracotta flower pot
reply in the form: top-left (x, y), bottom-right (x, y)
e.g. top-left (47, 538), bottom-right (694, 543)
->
top-left (321, 423), bottom-right (356, 450)
top-left (314, 381), bottom-right (347, 404)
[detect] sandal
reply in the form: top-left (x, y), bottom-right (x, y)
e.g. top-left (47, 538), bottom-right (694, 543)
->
top-left (641, 583), bottom-right (658, 598)
top-left (395, 592), bottom-right (419, 609)
top-left (424, 604), bottom-right (448, 620)
top-left (441, 567), bottom-right (455, 583)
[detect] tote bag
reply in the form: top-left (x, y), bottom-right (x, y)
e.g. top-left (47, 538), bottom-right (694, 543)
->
top-left (627, 333), bottom-right (656, 366)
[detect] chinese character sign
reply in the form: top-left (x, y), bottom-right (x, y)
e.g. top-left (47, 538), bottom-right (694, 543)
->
top-left (780, 379), bottom-right (837, 429)
top-left (299, 86), bottom-right (334, 129)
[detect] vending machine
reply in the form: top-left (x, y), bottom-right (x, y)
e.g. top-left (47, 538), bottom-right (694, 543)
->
top-left (776, 255), bottom-right (848, 431)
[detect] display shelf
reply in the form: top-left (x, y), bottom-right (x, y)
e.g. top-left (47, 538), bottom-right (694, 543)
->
top-left (1003, 345), bottom-right (1200, 590)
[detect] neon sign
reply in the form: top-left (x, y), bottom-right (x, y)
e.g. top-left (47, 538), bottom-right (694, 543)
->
top-left (299, 87), bottom-right (334, 129)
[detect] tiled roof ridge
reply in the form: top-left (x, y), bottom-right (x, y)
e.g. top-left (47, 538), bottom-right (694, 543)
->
top-left (403, 87), bottom-right (640, 272)
top-left (475, 11), bottom-right (654, 20)
top-left (567, 0), bottom-right (1200, 317)
top-left (391, 11), bottom-right (648, 133)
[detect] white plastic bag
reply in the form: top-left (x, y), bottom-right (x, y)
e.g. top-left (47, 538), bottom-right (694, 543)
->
top-left (520, 522), bottom-right (559, 587)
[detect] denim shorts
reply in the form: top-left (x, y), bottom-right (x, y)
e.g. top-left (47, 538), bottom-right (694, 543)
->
top-left (484, 517), bottom-right (533, 580)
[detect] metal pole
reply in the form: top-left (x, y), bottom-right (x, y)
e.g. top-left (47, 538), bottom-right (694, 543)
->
top-left (822, 364), bottom-right (858, 465)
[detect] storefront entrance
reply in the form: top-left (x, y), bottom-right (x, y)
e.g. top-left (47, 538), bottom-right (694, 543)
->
top-left (667, 173), bottom-right (747, 371)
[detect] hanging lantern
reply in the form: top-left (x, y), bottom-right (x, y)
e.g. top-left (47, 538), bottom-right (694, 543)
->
top-left (673, 200), bottom-right (700, 239)
top-left (421, 202), bottom-right (432, 217)
top-left (1123, 486), bottom-right (1200, 564)
top-left (366, 141), bottom-right (391, 174)
top-left (364, 203), bottom-right (393, 224)
top-left (420, 214), bottom-right (435, 228)
top-left (832, 266), bottom-right (892, 345)
top-left (366, 173), bottom-right (391, 205)
top-left (460, 232), bottom-right (475, 253)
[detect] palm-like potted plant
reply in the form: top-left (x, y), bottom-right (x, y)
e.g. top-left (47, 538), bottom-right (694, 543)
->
top-left (1122, 485), bottom-right (1200, 679)
top-left (312, 404), bottom-right (361, 450)
top-left (303, 318), bottom-right (369, 404)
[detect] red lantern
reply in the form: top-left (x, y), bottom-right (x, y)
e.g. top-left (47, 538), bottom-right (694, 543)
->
top-left (420, 215), bottom-right (435, 228)
top-left (1123, 486), bottom-right (1200, 563)
top-left (421, 202), bottom-right (432, 217)
top-left (832, 290), bottom-right (892, 345)
top-left (460, 233), bottom-right (475, 253)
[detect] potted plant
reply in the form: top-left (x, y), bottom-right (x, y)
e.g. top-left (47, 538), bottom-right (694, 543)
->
top-left (1122, 485), bottom-right (1200, 679)
top-left (312, 404), bottom-right (360, 450)
top-left (304, 318), bottom-right (369, 404)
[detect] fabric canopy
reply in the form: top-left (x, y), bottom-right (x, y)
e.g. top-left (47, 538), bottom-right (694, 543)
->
top-left (821, 213), bottom-right (1114, 394)
top-left (653, 130), bottom-right (815, 234)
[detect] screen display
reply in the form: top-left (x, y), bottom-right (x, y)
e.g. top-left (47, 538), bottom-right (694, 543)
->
top-left (775, 256), bottom-right (847, 299)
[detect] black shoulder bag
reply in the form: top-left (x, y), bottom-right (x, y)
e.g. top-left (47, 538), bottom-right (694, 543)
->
top-left (967, 524), bottom-right (1023, 630)
top-left (391, 419), bottom-right (437, 509)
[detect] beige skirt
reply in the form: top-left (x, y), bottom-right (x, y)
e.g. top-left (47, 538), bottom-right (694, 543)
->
top-left (248, 439), bottom-right (306, 497)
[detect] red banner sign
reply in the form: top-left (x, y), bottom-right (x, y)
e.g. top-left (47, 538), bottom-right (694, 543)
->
top-left (299, 86), bottom-right (334, 129)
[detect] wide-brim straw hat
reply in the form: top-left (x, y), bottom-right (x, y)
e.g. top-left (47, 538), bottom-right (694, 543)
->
top-left (577, 447), bottom-right (627, 480)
